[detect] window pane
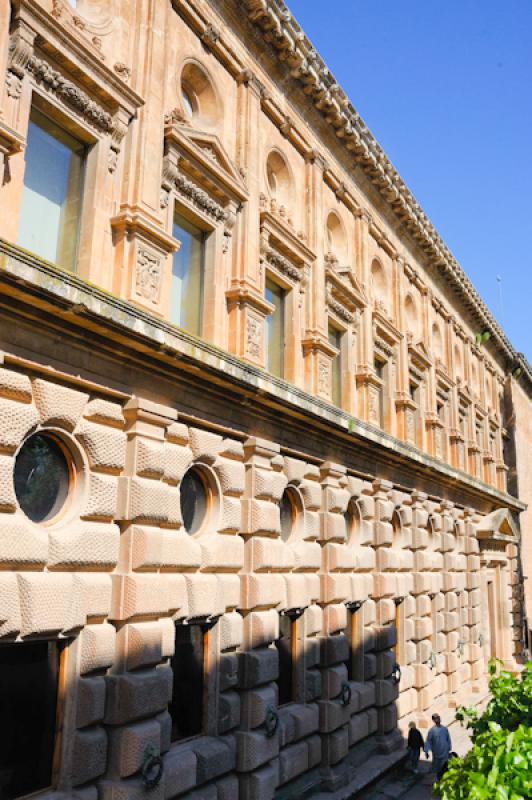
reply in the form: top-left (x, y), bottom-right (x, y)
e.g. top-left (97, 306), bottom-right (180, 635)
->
top-left (170, 624), bottom-right (205, 740)
top-left (180, 468), bottom-right (208, 534)
top-left (171, 215), bottom-right (205, 335)
top-left (265, 279), bottom-right (285, 377)
top-left (18, 108), bottom-right (84, 272)
top-left (328, 324), bottom-right (342, 406)
top-left (0, 641), bottom-right (61, 799)
top-left (14, 434), bottom-right (71, 523)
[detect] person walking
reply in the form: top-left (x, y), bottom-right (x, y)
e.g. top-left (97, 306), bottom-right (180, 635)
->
top-left (424, 713), bottom-right (452, 779)
top-left (406, 721), bottom-right (424, 773)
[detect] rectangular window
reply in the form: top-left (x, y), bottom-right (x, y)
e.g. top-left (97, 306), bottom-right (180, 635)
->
top-left (374, 358), bottom-right (386, 427)
top-left (171, 214), bottom-right (206, 335)
top-left (169, 623), bottom-right (206, 741)
top-left (0, 640), bottom-right (65, 799)
top-left (328, 324), bottom-right (342, 407)
top-left (18, 107), bottom-right (85, 272)
top-left (275, 614), bottom-right (296, 705)
top-left (265, 279), bottom-right (285, 378)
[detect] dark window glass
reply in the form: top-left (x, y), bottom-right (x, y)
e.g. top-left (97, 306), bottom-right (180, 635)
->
top-left (275, 615), bottom-right (294, 705)
top-left (328, 324), bottom-right (342, 407)
top-left (14, 434), bottom-right (71, 523)
top-left (169, 624), bottom-right (205, 740)
top-left (279, 489), bottom-right (295, 542)
top-left (265, 279), bottom-right (285, 378)
top-left (180, 468), bottom-right (208, 534)
top-left (0, 641), bottom-right (62, 799)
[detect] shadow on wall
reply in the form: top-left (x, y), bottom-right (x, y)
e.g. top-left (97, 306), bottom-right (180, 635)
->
top-left (0, 619), bottom-right (410, 800)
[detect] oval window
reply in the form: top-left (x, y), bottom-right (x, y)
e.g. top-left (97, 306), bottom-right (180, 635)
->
top-left (280, 487), bottom-right (301, 542)
top-left (14, 433), bottom-right (72, 523)
top-left (180, 467), bottom-right (209, 534)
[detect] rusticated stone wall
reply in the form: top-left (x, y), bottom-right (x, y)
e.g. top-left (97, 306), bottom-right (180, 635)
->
top-left (0, 356), bottom-right (521, 799)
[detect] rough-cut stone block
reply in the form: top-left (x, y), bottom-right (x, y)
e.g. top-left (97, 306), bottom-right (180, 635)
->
top-left (75, 419), bottom-right (126, 472)
top-left (0, 516), bottom-right (48, 568)
top-left (241, 684), bottom-right (278, 729)
top-left (323, 603), bottom-right (347, 634)
top-left (239, 647), bottom-right (278, 688)
top-left (239, 760), bottom-right (279, 800)
top-left (363, 653), bottom-right (377, 680)
top-left (235, 729), bottom-right (279, 772)
top-left (305, 667), bottom-right (322, 702)
top-left (290, 703), bottom-right (319, 740)
top-left (108, 719), bottom-right (160, 778)
top-left (17, 572), bottom-right (74, 636)
top-left (200, 532), bottom-right (244, 571)
top-left (322, 724), bottom-right (349, 765)
top-left (189, 428), bottom-right (222, 462)
top-left (104, 668), bottom-right (172, 725)
top-left (374, 679), bottom-right (398, 706)
top-left (124, 621), bottom-right (163, 671)
top-left (77, 676), bottom-right (106, 728)
top-left (244, 609), bottom-right (279, 649)
top-left (183, 573), bottom-right (222, 618)
top-left (74, 573), bottom-right (112, 621)
top-left (71, 726), bottom-right (107, 786)
top-left (80, 471), bottom-right (117, 521)
top-left (219, 690), bottom-right (240, 733)
top-left (49, 521), bottom-right (120, 570)
top-left (279, 740), bottom-right (308, 784)
top-left (163, 747), bottom-right (197, 798)
top-left (33, 379), bottom-right (88, 430)
top-left (240, 573), bottom-right (284, 611)
top-left (349, 710), bottom-right (370, 745)
top-left (378, 703), bottom-right (398, 733)
top-left (220, 653), bottom-right (239, 691)
top-left (0, 454), bottom-right (17, 511)
top-left (322, 664), bottom-right (348, 700)
top-left (318, 699), bottom-right (350, 733)
top-left (80, 623), bottom-right (116, 674)
top-left (191, 736), bottom-right (236, 782)
top-left (84, 398), bottom-right (124, 428)
top-left (0, 398), bottom-right (39, 452)
top-left (0, 368), bottom-right (32, 401)
top-left (376, 599), bottom-right (395, 626)
top-left (100, 777), bottom-right (164, 800)
top-left (217, 774), bottom-right (239, 800)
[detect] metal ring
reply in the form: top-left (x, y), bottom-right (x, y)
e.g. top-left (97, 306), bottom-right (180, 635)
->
top-left (141, 744), bottom-right (164, 789)
top-left (340, 681), bottom-right (352, 707)
top-left (265, 705), bottom-right (279, 737)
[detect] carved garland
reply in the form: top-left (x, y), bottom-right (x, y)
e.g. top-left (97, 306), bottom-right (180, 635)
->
top-left (326, 288), bottom-right (354, 324)
top-left (264, 246), bottom-right (300, 282)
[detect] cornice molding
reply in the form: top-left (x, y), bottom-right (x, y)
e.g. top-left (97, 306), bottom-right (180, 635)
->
top-left (240, 0), bottom-right (532, 395)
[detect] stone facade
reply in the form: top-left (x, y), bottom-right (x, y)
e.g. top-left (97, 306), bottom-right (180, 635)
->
top-left (0, 1), bottom-right (530, 799)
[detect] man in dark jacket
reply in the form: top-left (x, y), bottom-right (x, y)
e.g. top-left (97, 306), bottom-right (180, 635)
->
top-left (407, 721), bottom-right (424, 773)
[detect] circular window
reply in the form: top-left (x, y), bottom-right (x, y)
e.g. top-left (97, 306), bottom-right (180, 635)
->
top-left (180, 467), bottom-right (210, 534)
top-left (279, 487), bottom-right (301, 542)
top-left (14, 433), bottom-right (73, 523)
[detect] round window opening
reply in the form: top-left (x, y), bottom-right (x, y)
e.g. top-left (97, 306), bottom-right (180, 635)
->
top-left (180, 467), bottom-right (210, 534)
top-left (14, 433), bottom-right (73, 523)
top-left (181, 85), bottom-right (194, 117)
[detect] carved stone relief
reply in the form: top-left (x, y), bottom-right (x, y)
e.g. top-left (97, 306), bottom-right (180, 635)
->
top-left (369, 386), bottom-right (379, 424)
top-left (245, 315), bottom-right (262, 360)
top-left (318, 357), bottom-right (330, 396)
top-left (135, 249), bottom-right (162, 304)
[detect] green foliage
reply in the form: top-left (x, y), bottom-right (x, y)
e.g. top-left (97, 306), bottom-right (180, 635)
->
top-left (456, 660), bottom-right (532, 738)
top-left (436, 661), bottom-right (532, 799)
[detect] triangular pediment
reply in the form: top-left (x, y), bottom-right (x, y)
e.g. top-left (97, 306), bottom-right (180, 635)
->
top-left (163, 115), bottom-right (248, 203)
top-left (408, 336), bottom-right (432, 370)
top-left (477, 508), bottom-right (520, 542)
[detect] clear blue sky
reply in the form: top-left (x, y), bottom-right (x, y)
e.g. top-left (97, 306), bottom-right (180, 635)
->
top-left (286, 0), bottom-right (532, 362)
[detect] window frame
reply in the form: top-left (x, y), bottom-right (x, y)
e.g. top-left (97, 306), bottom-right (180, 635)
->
top-left (264, 275), bottom-right (287, 379)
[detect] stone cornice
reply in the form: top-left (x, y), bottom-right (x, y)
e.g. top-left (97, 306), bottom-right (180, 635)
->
top-left (239, 0), bottom-right (532, 397)
top-left (0, 238), bottom-right (524, 512)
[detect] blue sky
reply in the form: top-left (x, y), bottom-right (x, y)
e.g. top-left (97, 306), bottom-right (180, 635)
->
top-left (286, 0), bottom-right (532, 361)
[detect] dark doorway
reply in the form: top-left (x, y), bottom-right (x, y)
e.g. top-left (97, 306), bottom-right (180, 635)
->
top-left (0, 640), bottom-right (63, 799)
top-left (169, 624), bottom-right (206, 741)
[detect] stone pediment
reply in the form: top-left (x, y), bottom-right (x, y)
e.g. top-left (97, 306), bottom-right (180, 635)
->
top-left (260, 210), bottom-right (315, 284)
top-left (326, 263), bottom-right (367, 324)
top-left (477, 508), bottom-right (519, 542)
top-left (373, 304), bottom-right (402, 346)
top-left (163, 115), bottom-right (248, 207)
top-left (408, 336), bottom-right (432, 371)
